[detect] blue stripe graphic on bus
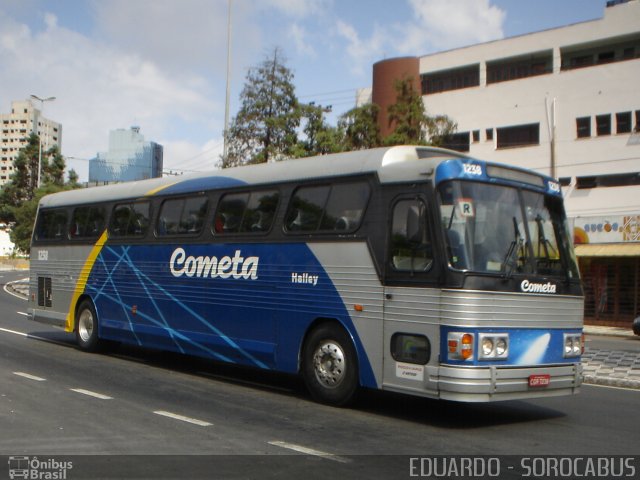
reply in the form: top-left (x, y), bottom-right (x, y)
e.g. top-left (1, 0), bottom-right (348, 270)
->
top-left (440, 326), bottom-right (581, 366)
top-left (84, 242), bottom-right (377, 387)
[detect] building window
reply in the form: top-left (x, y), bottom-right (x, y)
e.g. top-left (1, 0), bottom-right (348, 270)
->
top-left (496, 123), bottom-right (539, 149)
top-left (472, 130), bottom-right (480, 143)
top-left (576, 117), bottom-right (591, 138)
top-left (616, 112), bottom-right (632, 134)
top-left (596, 114), bottom-right (611, 136)
top-left (441, 132), bottom-right (470, 152)
top-left (485, 129), bottom-right (494, 141)
top-left (421, 64), bottom-right (480, 95)
top-left (486, 50), bottom-right (553, 84)
top-left (635, 110), bottom-right (640, 132)
top-left (561, 34), bottom-right (640, 71)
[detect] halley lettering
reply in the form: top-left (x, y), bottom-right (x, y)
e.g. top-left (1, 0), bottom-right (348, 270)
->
top-left (170, 248), bottom-right (259, 280)
top-left (520, 279), bottom-right (557, 294)
top-left (291, 272), bottom-right (319, 286)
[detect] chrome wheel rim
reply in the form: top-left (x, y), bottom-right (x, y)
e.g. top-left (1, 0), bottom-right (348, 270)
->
top-left (78, 309), bottom-right (94, 343)
top-left (312, 341), bottom-right (346, 389)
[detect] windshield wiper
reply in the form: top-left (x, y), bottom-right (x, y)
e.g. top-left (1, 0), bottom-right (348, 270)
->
top-left (503, 217), bottom-right (523, 280)
top-left (534, 214), bottom-right (558, 259)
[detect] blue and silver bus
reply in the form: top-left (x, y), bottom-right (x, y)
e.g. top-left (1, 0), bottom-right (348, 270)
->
top-left (29, 146), bottom-right (584, 405)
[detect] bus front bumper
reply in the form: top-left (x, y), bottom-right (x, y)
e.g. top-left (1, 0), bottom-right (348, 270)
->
top-left (437, 363), bottom-right (583, 402)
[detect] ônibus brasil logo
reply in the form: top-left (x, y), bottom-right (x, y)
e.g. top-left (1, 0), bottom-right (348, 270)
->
top-left (169, 248), bottom-right (259, 280)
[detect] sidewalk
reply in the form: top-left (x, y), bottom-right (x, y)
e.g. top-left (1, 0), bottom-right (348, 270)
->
top-left (4, 278), bottom-right (639, 390)
top-left (582, 325), bottom-right (640, 390)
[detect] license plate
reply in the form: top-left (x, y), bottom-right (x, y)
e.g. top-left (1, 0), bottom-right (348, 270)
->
top-left (528, 374), bottom-right (551, 387)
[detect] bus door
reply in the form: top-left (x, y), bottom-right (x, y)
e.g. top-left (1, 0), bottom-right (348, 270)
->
top-left (382, 195), bottom-right (441, 396)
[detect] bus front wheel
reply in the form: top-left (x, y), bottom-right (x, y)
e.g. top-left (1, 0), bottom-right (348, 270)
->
top-left (302, 323), bottom-right (359, 406)
top-left (76, 299), bottom-right (101, 352)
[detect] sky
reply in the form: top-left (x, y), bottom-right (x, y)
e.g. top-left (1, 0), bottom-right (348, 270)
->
top-left (0, 0), bottom-right (607, 181)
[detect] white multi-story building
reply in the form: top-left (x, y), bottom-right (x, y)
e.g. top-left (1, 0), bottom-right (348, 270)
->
top-left (0, 99), bottom-right (62, 186)
top-left (366, 0), bottom-right (640, 326)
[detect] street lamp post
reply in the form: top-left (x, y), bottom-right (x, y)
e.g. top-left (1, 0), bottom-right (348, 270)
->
top-left (30, 94), bottom-right (56, 188)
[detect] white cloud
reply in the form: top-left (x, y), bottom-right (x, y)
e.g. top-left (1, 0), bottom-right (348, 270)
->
top-left (334, 20), bottom-right (386, 76)
top-left (260, 0), bottom-right (331, 18)
top-left (289, 23), bottom-right (316, 57)
top-left (162, 137), bottom-right (224, 174)
top-left (0, 9), bottom-right (217, 181)
top-left (90, 0), bottom-right (230, 75)
top-left (400, 0), bottom-right (505, 53)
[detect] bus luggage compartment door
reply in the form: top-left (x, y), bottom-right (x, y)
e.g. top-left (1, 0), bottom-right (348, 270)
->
top-left (37, 276), bottom-right (52, 308)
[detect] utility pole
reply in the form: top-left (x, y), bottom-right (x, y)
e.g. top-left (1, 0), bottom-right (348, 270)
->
top-left (30, 94), bottom-right (56, 187)
top-left (545, 96), bottom-right (557, 179)
top-left (222, 0), bottom-right (233, 164)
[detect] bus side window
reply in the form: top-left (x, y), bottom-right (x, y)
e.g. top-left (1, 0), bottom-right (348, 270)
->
top-left (157, 196), bottom-right (208, 236)
top-left (320, 182), bottom-right (370, 232)
top-left (285, 182), bottom-right (369, 233)
top-left (285, 185), bottom-right (329, 232)
top-left (390, 199), bottom-right (433, 272)
top-left (241, 190), bottom-right (279, 232)
top-left (36, 209), bottom-right (68, 241)
top-left (70, 206), bottom-right (106, 239)
top-left (110, 202), bottom-right (150, 237)
top-left (214, 190), bottom-right (280, 234)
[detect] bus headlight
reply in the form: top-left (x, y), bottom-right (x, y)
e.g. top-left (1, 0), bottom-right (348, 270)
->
top-left (478, 333), bottom-right (509, 360)
top-left (447, 332), bottom-right (474, 361)
top-left (563, 333), bottom-right (582, 358)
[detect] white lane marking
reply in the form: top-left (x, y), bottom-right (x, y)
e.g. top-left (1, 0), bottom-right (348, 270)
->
top-left (17, 311), bottom-right (29, 316)
top-left (268, 441), bottom-right (350, 464)
top-left (0, 326), bottom-right (71, 347)
top-left (153, 410), bottom-right (213, 427)
top-left (13, 371), bottom-right (46, 381)
top-left (0, 327), bottom-right (29, 337)
top-left (70, 388), bottom-right (113, 400)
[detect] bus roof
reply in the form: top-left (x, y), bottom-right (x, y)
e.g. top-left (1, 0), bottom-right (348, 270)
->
top-left (38, 146), bottom-right (557, 208)
top-left (38, 146), bottom-right (457, 208)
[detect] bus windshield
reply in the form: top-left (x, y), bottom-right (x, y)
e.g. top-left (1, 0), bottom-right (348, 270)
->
top-left (439, 181), bottom-right (579, 279)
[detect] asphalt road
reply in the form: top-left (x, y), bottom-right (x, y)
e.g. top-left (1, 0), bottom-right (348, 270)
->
top-left (1, 271), bottom-right (639, 479)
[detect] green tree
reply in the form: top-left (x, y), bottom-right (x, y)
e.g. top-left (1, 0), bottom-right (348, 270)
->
top-left (42, 144), bottom-right (66, 186)
top-left (10, 183), bottom-right (71, 254)
top-left (426, 115), bottom-right (458, 147)
top-left (338, 103), bottom-right (382, 150)
top-left (224, 48), bottom-right (302, 167)
top-left (383, 77), bottom-right (457, 147)
top-left (67, 168), bottom-right (80, 187)
top-left (295, 103), bottom-right (343, 157)
top-left (384, 77), bottom-right (430, 146)
top-left (0, 135), bottom-right (80, 254)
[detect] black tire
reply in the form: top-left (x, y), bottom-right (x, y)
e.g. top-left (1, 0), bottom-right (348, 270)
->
top-left (302, 323), bottom-right (359, 406)
top-left (633, 317), bottom-right (640, 336)
top-left (75, 299), bottom-right (101, 352)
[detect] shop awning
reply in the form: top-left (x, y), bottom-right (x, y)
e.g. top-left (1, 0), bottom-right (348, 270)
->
top-left (574, 243), bottom-right (640, 257)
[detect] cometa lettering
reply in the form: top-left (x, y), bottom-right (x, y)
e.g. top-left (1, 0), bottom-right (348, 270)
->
top-left (520, 280), bottom-right (557, 294)
top-left (170, 248), bottom-right (259, 280)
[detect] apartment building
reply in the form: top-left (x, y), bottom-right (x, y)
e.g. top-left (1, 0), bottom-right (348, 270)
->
top-left (366, 0), bottom-right (640, 325)
top-left (0, 99), bottom-right (62, 186)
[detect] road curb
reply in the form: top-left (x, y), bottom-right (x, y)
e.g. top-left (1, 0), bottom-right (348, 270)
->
top-left (4, 279), bottom-right (29, 299)
top-left (583, 375), bottom-right (640, 390)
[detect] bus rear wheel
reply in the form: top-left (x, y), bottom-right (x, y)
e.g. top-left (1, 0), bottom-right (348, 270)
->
top-left (76, 299), bottom-right (101, 352)
top-left (302, 323), bottom-right (359, 406)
